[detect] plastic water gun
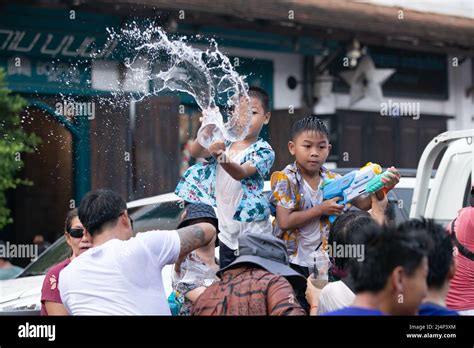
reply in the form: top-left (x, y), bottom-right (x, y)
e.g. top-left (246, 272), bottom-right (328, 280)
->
top-left (322, 162), bottom-right (390, 223)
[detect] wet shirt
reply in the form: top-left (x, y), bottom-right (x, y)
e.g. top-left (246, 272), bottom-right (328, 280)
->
top-left (171, 251), bottom-right (218, 316)
top-left (192, 266), bottom-right (306, 316)
top-left (59, 230), bottom-right (180, 315)
top-left (175, 138), bottom-right (275, 223)
top-left (40, 258), bottom-right (71, 316)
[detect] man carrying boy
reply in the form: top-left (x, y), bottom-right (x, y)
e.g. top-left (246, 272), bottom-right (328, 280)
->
top-left (176, 86), bottom-right (275, 268)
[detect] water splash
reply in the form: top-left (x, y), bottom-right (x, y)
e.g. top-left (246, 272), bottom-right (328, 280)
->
top-left (105, 22), bottom-right (251, 146)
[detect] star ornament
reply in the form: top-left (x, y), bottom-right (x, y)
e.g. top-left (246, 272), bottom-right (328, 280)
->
top-left (339, 55), bottom-right (395, 106)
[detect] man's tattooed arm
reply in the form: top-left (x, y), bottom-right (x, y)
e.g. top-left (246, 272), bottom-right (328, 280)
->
top-left (176, 223), bottom-right (216, 258)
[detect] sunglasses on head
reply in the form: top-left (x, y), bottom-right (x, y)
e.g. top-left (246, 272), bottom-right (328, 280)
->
top-left (68, 227), bottom-right (84, 238)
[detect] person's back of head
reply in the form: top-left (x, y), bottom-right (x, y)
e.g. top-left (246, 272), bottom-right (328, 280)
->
top-left (401, 218), bottom-right (454, 291)
top-left (329, 210), bottom-right (377, 272)
top-left (218, 232), bottom-right (306, 291)
top-left (384, 201), bottom-right (397, 227)
top-left (78, 189), bottom-right (128, 238)
top-left (349, 221), bottom-right (432, 315)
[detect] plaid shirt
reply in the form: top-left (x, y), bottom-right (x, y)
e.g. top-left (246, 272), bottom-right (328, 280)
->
top-left (192, 267), bottom-right (306, 316)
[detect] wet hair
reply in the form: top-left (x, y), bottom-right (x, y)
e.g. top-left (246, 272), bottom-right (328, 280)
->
top-left (65, 208), bottom-right (79, 233)
top-left (78, 189), bottom-right (127, 236)
top-left (349, 222), bottom-right (432, 293)
top-left (400, 218), bottom-right (453, 290)
top-left (291, 115), bottom-right (329, 140)
top-left (329, 211), bottom-right (377, 271)
top-left (248, 86), bottom-right (270, 114)
top-left (384, 201), bottom-right (396, 227)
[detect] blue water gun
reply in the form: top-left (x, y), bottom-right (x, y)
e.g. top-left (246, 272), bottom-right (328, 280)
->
top-left (322, 162), bottom-right (389, 223)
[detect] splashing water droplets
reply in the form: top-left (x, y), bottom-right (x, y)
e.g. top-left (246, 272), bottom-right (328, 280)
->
top-left (107, 23), bottom-right (252, 144)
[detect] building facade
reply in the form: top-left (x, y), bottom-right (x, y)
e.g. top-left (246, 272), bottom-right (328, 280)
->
top-left (1, 1), bottom-right (473, 244)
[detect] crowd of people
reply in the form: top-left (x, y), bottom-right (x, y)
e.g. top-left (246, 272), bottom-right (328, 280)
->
top-left (39, 86), bottom-right (473, 316)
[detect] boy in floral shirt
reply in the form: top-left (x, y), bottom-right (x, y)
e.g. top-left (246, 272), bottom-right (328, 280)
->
top-left (176, 87), bottom-right (275, 268)
top-left (270, 115), bottom-right (400, 310)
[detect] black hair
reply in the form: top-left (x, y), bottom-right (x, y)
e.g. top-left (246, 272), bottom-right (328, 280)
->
top-left (400, 218), bottom-right (453, 290)
top-left (248, 86), bottom-right (270, 114)
top-left (64, 208), bottom-right (79, 233)
top-left (384, 201), bottom-right (396, 227)
top-left (328, 210), bottom-right (377, 271)
top-left (350, 222), bottom-right (432, 293)
top-left (291, 115), bottom-right (329, 140)
top-left (78, 189), bottom-right (127, 236)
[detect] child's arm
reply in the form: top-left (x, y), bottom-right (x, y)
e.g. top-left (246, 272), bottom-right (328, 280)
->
top-left (367, 192), bottom-right (388, 225)
top-left (208, 141), bottom-right (255, 180)
top-left (220, 161), bottom-right (257, 181)
top-left (189, 107), bottom-right (223, 159)
top-left (189, 139), bottom-right (211, 159)
top-left (276, 197), bottom-right (343, 231)
top-left (352, 166), bottom-right (400, 210)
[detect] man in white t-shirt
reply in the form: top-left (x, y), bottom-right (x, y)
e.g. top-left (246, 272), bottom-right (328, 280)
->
top-left (59, 189), bottom-right (216, 315)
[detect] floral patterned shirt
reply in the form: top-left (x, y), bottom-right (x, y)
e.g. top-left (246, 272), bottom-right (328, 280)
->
top-left (40, 257), bottom-right (71, 315)
top-left (269, 162), bottom-right (340, 263)
top-left (175, 138), bottom-right (275, 222)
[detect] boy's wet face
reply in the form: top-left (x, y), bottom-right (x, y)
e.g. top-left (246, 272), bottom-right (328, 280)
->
top-left (236, 96), bottom-right (269, 139)
top-left (289, 130), bottom-right (331, 174)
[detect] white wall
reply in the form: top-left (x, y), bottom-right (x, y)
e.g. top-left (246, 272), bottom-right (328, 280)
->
top-left (217, 46), bottom-right (303, 110)
top-left (362, 0), bottom-right (474, 19)
top-left (447, 56), bottom-right (474, 131)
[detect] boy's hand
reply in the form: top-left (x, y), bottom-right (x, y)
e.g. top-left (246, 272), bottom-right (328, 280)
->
top-left (382, 166), bottom-right (400, 189)
top-left (208, 141), bottom-right (226, 159)
top-left (319, 197), bottom-right (344, 216)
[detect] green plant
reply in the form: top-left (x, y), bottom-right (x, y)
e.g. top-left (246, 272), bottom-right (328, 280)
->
top-left (0, 67), bottom-right (40, 229)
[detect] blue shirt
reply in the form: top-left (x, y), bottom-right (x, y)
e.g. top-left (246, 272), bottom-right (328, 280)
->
top-left (0, 265), bottom-right (23, 280)
top-left (418, 303), bottom-right (459, 316)
top-left (175, 138), bottom-right (275, 222)
top-left (323, 306), bottom-right (384, 316)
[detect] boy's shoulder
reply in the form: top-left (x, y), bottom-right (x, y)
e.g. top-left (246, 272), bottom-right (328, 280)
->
top-left (271, 164), bottom-right (340, 184)
top-left (270, 162), bottom-right (299, 186)
top-left (253, 138), bottom-right (274, 152)
top-left (227, 138), bottom-right (273, 153)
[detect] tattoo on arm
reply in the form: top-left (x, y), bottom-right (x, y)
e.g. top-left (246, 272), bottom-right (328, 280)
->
top-left (177, 224), bottom-right (206, 258)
